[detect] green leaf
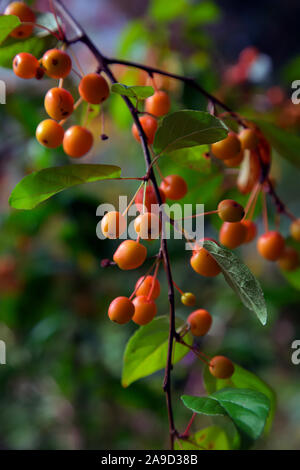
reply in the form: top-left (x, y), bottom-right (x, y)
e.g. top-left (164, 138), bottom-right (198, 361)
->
top-left (168, 145), bottom-right (211, 172)
top-left (153, 111), bottom-right (228, 155)
top-left (175, 426), bottom-right (230, 450)
top-left (149, 0), bottom-right (187, 22)
top-left (182, 388), bottom-right (270, 443)
top-left (0, 15), bottom-right (21, 44)
top-left (9, 164), bottom-right (122, 210)
top-left (111, 83), bottom-right (154, 100)
top-left (0, 34), bottom-right (57, 68)
top-left (203, 240), bottom-right (267, 325)
top-left (254, 119), bottom-right (300, 169)
top-left (203, 363), bottom-right (276, 433)
top-left (122, 316), bottom-right (192, 387)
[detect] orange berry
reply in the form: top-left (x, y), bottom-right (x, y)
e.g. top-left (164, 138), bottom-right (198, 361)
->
top-left (135, 275), bottom-right (161, 300)
top-left (242, 220), bottom-right (257, 243)
top-left (101, 211), bottom-right (126, 239)
top-left (238, 128), bottom-right (259, 150)
top-left (79, 73), bottom-right (110, 104)
top-left (63, 125), bottom-right (93, 158)
top-left (135, 184), bottom-right (166, 212)
top-left (44, 87), bottom-right (74, 121)
top-left (223, 151), bottom-right (244, 167)
top-left (132, 115), bottom-right (158, 145)
top-left (278, 247), bottom-right (299, 272)
top-left (132, 296), bottom-right (157, 326)
top-left (218, 199), bottom-right (245, 223)
top-left (42, 49), bottom-right (72, 79)
top-left (145, 90), bottom-right (171, 117)
top-left (187, 309), bottom-right (212, 337)
top-left (113, 240), bottom-right (147, 270)
top-left (5, 2), bottom-right (35, 39)
top-left (181, 292), bottom-right (196, 307)
top-left (257, 231), bottom-right (285, 261)
top-left (290, 219), bottom-right (300, 242)
top-left (191, 248), bottom-right (221, 277)
top-left (211, 132), bottom-right (241, 160)
top-left (237, 150), bottom-right (261, 194)
top-left (108, 297), bottom-right (135, 324)
top-left (134, 212), bottom-right (161, 240)
top-left (160, 175), bottom-right (188, 201)
top-left (219, 222), bottom-right (247, 249)
top-left (13, 52), bottom-right (39, 79)
top-left (209, 356), bottom-right (235, 379)
top-left (36, 119), bottom-right (64, 149)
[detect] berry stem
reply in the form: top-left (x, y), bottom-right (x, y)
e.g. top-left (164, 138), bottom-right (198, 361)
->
top-left (173, 281), bottom-right (184, 295)
top-left (122, 181), bottom-right (145, 217)
top-left (262, 189), bottom-right (269, 233)
top-left (182, 413), bottom-right (197, 438)
top-left (21, 22), bottom-right (61, 40)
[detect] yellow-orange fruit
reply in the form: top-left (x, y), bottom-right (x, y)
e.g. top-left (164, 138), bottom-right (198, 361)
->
top-left (79, 73), bottom-right (110, 104)
top-left (239, 128), bottom-right (259, 150)
top-left (132, 296), bottom-right (157, 326)
top-left (190, 248), bottom-right (221, 277)
top-left (134, 212), bottom-right (161, 240)
top-left (290, 219), bottom-right (300, 242)
top-left (44, 87), bottom-right (74, 121)
top-left (113, 240), bottom-right (147, 270)
top-left (135, 275), bottom-right (161, 300)
top-left (160, 175), bottom-right (188, 201)
top-left (223, 151), bottom-right (244, 167)
top-left (108, 297), bottom-right (135, 324)
top-left (181, 293), bottom-right (196, 307)
top-left (63, 125), bottom-right (93, 158)
top-left (132, 115), bottom-right (158, 145)
top-left (257, 231), bottom-right (285, 261)
top-left (278, 247), bottom-right (299, 272)
top-left (242, 220), bottom-right (257, 243)
top-left (101, 211), bottom-right (127, 239)
top-left (135, 184), bottom-right (166, 212)
top-left (145, 91), bottom-right (171, 117)
top-left (42, 49), bottom-right (72, 79)
top-left (187, 309), bottom-right (212, 336)
top-left (211, 133), bottom-right (241, 160)
top-left (209, 356), bottom-right (235, 379)
top-left (5, 2), bottom-right (35, 39)
top-left (36, 119), bottom-right (65, 148)
top-left (218, 199), bottom-right (245, 223)
top-left (237, 150), bottom-right (261, 194)
top-left (13, 52), bottom-right (39, 79)
top-left (219, 222), bottom-right (247, 249)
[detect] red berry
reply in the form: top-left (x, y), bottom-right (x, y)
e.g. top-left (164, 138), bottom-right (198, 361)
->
top-left (135, 184), bottom-right (166, 212)
top-left (13, 52), bottom-right (39, 79)
top-left (219, 222), bottom-right (247, 249)
top-left (113, 240), bottom-right (147, 270)
top-left (132, 115), bottom-right (158, 145)
top-left (36, 119), bottom-right (65, 149)
top-left (79, 73), bottom-right (110, 104)
top-left (190, 248), bottom-right (221, 277)
top-left (187, 309), bottom-right (212, 337)
top-left (132, 296), bottom-right (157, 326)
top-left (160, 175), bottom-right (188, 201)
top-left (5, 2), bottom-right (35, 39)
top-left (242, 220), bottom-right (257, 243)
top-left (218, 199), bottom-right (245, 223)
top-left (257, 231), bottom-right (285, 261)
top-left (63, 126), bottom-right (94, 158)
top-left (278, 247), bottom-right (299, 272)
top-left (135, 276), bottom-right (161, 300)
top-left (44, 87), bottom-right (74, 121)
top-left (145, 91), bottom-right (171, 117)
top-left (209, 356), bottom-right (234, 379)
top-left (42, 49), bottom-right (72, 79)
top-left (108, 297), bottom-right (135, 324)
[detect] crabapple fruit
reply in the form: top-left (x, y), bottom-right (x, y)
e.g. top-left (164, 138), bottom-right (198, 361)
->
top-left (101, 211), bottom-right (127, 239)
top-left (42, 49), bottom-right (72, 79)
top-left (44, 87), bottom-right (74, 121)
top-left (257, 231), bottom-right (285, 261)
top-left (187, 309), bottom-right (212, 336)
top-left (36, 119), bottom-right (65, 149)
top-left (160, 175), bottom-right (188, 201)
top-left (79, 73), bottom-right (110, 104)
top-left (209, 356), bottom-right (235, 379)
top-left (219, 222), bottom-right (247, 249)
top-left (181, 292), bottom-right (196, 307)
top-left (190, 248), bottom-right (221, 277)
top-left (113, 240), bottom-right (147, 270)
top-left (218, 199), bottom-right (245, 223)
top-left (63, 125), bottom-right (94, 158)
top-left (5, 2), bottom-right (35, 39)
top-left (135, 275), bottom-right (161, 300)
top-left (132, 296), bottom-right (157, 326)
top-left (145, 91), bottom-right (171, 117)
top-left (13, 52), bottom-right (39, 79)
top-left (132, 115), bottom-right (158, 145)
top-left (108, 297), bottom-right (135, 324)
top-left (211, 133), bottom-right (241, 160)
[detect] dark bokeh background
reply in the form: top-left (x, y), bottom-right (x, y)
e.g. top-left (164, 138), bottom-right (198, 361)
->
top-left (0, 0), bottom-right (299, 450)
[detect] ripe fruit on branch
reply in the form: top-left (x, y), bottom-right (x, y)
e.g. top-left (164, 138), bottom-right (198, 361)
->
top-left (132, 115), bottom-right (158, 145)
top-left (36, 119), bottom-right (65, 149)
top-left (160, 175), bottom-right (188, 201)
top-left (187, 309), bottom-right (212, 336)
top-left (209, 356), bottom-right (235, 379)
top-left (63, 125), bottom-right (94, 158)
top-left (218, 199), bottom-right (245, 223)
top-left (108, 297), bottom-right (135, 324)
top-left (5, 2), bottom-right (35, 39)
top-left (223, 152), bottom-right (244, 167)
top-left (238, 128), bottom-right (259, 150)
top-left (13, 52), bottom-right (39, 79)
top-left (101, 211), bottom-right (126, 239)
top-left (135, 275), bottom-right (160, 300)
top-left (190, 247), bottom-right (221, 277)
top-left (211, 132), bottom-right (241, 160)
top-left (257, 231), bottom-right (285, 261)
top-left (242, 220), bottom-right (257, 243)
top-left (113, 240), bottom-right (147, 270)
top-left (219, 222), bottom-right (247, 249)
top-left (42, 49), bottom-right (72, 79)
top-left (132, 296), bottom-right (157, 326)
top-left (181, 292), bottom-right (196, 307)
top-left (134, 212), bottom-right (161, 240)
top-left (79, 73), bottom-right (110, 104)
top-left (135, 184), bottom-right (166, 212)
top-left (145, 91), bottom-right (171, 117)
top-left (237, 150), bottom-right (261, 194)
top-left (290, 219), bottom-right (300, 242)
top-left (278, 247), bottom-right (299, 271)
top-left (44, 87), bottom-right (74, 121)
